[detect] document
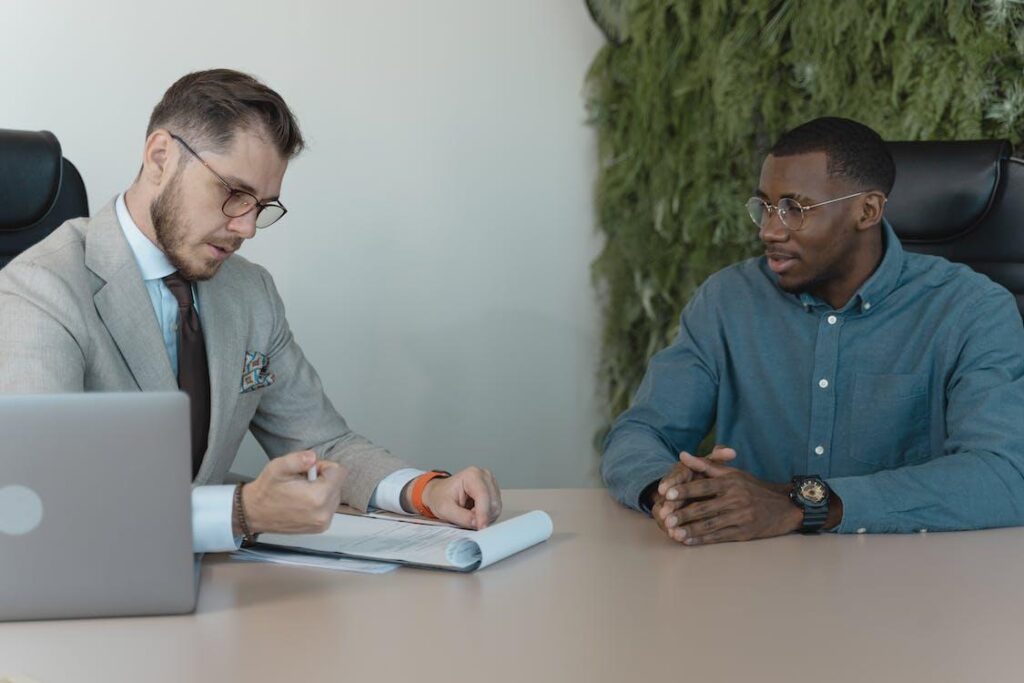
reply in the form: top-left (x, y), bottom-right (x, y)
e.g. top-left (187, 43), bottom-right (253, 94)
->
top-left (229, 546), bottom-right (399, 574)
top-left (255, 510), bottom-right (553, 572)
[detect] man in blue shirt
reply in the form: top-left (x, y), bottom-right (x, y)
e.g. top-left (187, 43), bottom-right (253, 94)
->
top-left (602, 117), bottom-right (1024, 544)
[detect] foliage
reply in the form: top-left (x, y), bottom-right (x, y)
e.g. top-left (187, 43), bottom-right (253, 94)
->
top-left (586, 0), bottom-right (1024, 437)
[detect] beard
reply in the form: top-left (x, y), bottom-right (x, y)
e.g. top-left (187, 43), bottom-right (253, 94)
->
top-left (150, 169), bottom-right (227, 282)
top-left (774, 242), bottom-right (854, 298)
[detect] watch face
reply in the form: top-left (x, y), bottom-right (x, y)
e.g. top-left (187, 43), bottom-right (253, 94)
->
top-left (799, 479), bottom-right (827, 504)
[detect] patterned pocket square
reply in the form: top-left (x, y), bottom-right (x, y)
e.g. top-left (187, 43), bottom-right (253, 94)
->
top-left (240, 351), bottom-right (276, 393)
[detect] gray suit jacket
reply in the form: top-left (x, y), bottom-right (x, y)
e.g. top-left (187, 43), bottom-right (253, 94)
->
top-left (0, 199), bottom-right (409, 510)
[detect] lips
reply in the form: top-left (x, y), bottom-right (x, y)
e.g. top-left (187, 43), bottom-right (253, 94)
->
top-left (765, 251), bottom-right (798, 275)
top-left (208, 243), bottom-right (237, 260)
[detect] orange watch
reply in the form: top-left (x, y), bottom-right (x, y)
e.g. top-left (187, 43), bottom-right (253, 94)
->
top-left (411, 470), bottom-right (450, 519)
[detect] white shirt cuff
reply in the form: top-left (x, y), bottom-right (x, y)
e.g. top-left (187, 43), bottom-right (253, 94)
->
top-left (368, 468), bottom-right (424, 514)
top-left (192, 485), bottom-right (242, 553)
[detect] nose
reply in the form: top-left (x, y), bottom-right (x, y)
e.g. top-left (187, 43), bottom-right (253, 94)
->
top-left (758, 209), bottom-right (789, 244)
top-left (227, 211), bottom-right (258, 240)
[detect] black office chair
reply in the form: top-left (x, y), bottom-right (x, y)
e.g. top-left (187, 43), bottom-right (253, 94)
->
top-left (886, 140), bottom-right (1024, 319)
top-left (0, 129), bottom-right (89, 269)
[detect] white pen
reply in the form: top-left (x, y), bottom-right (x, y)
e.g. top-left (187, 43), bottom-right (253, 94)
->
top-left (307, 464), bottom-right (317, 482)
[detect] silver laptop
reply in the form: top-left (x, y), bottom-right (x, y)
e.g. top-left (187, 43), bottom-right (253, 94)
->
top-left (0, 392), bottom-right (198, 621)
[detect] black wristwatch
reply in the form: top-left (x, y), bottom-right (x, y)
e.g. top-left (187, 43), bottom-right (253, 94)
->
top-left (789, 476), bottom-right (830, 533)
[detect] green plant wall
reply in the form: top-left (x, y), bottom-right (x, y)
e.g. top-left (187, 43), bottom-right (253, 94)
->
top-left (586, 0), bottom-right (1024, 438)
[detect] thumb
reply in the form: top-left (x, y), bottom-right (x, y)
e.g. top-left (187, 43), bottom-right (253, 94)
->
top-left (318, 462), bottom-right (347, 488)
top-left (709, 445), bottom-right (737, 463)
top-left (272, 450), bottom-right (317, 477)
top-left (680, 451), bottom-right (733, 478)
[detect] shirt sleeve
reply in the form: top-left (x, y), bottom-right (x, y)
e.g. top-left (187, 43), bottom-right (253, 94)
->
top-left (827, 287), bottom-right (1024, 533)
top-left (602, 284), bottom-right (720, 513)
top-left (192, 485), bottom-right (242, 553)
top-left (368, 468), bottom-right (425, 513)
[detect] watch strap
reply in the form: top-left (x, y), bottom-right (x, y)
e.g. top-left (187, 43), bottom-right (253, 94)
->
top-left (800, 502), bottom-right (829, 533)
top-left (411, 470), bottom-right (450, 519)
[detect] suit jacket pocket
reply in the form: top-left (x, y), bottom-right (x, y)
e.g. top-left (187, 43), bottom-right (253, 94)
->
top-left (848, 372), bottom-right (930, 469)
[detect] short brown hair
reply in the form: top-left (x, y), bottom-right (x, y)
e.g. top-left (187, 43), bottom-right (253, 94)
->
top-left (147, 68), bottom-right (304, 159)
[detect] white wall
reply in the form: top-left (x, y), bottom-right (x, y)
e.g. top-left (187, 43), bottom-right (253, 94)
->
top-left (1, 1), bottom-right (606, 487)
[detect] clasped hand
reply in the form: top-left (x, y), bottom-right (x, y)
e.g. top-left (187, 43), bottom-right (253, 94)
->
top-left (652, 447), bottom-right (801, 546)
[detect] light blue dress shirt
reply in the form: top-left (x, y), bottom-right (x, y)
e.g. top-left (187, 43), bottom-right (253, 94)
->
top-left (114, 195), bottom-right (422, 552)
top-left (603, 221), bottom-right (1024, 533)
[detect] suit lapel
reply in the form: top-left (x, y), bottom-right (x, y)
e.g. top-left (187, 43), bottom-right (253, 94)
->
top-left (86, 201), bottom-right (177, 392)
top-left (196, 268), bottom-right (247, 479)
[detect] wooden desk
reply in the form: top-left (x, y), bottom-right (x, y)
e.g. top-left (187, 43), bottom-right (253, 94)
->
top-left (1, 489), bottom-right (1021, 682)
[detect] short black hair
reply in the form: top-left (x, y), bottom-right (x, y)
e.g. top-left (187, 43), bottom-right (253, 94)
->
top-left (769, 117), bottom-right (895, 194)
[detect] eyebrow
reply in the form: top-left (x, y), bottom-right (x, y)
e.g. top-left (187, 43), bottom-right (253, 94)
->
top-left (222, 175), bottom-right (280, 203)
top-left (755, 189), bottom-right (809, 203)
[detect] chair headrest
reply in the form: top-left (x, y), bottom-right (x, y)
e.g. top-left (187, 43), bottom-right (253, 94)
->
top-left (885, 140), bottom-right (1011, 243)
top-left (0, 129), bottom-right (63, 232)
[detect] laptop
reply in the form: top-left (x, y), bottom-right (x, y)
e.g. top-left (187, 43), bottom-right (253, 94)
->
top-left (0, 392), bottom-right (198, 621)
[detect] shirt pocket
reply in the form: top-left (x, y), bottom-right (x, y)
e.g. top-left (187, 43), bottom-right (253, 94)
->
top-left (848, 372), bottom-right (931, 469)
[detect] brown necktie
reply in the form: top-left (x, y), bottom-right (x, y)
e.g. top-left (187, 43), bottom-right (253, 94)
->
top-left (163, 272), bottom-right (211, 479)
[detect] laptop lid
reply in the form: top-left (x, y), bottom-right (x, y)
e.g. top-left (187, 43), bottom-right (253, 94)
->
top-left (0, 392), bottom-right (197, 621)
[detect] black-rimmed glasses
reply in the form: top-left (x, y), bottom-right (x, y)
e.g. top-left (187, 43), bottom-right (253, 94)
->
top-left (745, 192), bottom-right (866, 232)
top-left (170, 133), bottom-right (287, 229)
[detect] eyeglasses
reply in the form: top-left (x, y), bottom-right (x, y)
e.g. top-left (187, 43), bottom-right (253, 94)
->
top-left (169, 133), bottom-right (287, 229)
top-left (745, 191), bottom-right (866, 232)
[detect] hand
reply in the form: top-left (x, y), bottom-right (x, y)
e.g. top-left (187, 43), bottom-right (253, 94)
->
top-left (240, 450), bottom-right (347, 535)
top-left (651, 446), bottom-right (736, 538)
top-left (662, 452), bottom-right (800, 545)
top-left (420, 466), bottom-right (502, 530)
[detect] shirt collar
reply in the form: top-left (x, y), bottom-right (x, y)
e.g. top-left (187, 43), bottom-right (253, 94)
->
top-left (850, 218), bottom-right (904, 311)
top-left (795, 218), bottom-right (905, 314)
top-left (115, 192), bottom-right (176, 282)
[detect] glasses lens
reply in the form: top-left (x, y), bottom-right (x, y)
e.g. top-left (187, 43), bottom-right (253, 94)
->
top-left (223, 191), bottom-right (258, 218)
top-left (255, 204), bottom-right (286, 229)
top-left (745, 198), bottom-right (769, 227)
top-left (777, 198), bottom-right (804, 230)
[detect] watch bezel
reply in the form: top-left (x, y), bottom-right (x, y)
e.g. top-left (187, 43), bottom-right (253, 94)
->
top-left (791, 476), bottom-right (829, 509)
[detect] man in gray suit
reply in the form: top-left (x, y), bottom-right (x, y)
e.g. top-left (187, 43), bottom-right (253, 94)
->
top-left (0, 69), bottom-right (501, 552)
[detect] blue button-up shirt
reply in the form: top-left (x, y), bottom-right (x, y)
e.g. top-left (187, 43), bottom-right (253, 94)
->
top-left (602, 221), bottom-right (1024, 533)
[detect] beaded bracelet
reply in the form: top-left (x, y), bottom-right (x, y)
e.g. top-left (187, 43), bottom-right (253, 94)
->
top-left (234, 483), bottom-right (257, 545)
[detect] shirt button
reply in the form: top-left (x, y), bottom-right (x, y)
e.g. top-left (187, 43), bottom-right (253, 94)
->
top-left (818, 378), bottom-right (829, 389)
top-left (919, 529), bottom-right (928, 534)
top-left (814, 445), bottom-right (825, 455)
top-left (857, 528), bottom-right (867, 534)
top-left (827, 315), bottom-right (838, 325)
top-left (863, 302), bottom-right (872, 311)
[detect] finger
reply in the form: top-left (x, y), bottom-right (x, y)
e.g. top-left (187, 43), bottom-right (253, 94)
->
top-left (317, 462), bottom-right (347, 487)
top-left (657, 464), bottom-right (694, 496)
top-left (680, 451), bottom-right (734, 478)
top-left (675, 475), bottom-right (729, 501)
top-left (652, 503), bottom-right (681, 540)
top-left (684, 524), bottom-right (747, 546)
top-left (677, 508), bottom-right (749, 542)
top-left (652, 499), bottom-right (674, 530)
top-left (661, 458), bottom-right (701, 499)
top-left (709, 445), bottom-right (737, 462)
top-left (657, 498), bottom-right (689, 526)
top-left (672, 493), bottom-right (737, 526)
top-left (440, 500), bottom-right (477, 529)
top-left (482, 470), bottom-right (502, 521)
top-left (271, 450), bottom-right (317, 477)
top-left (461, 472), bottom-right (493, 530)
